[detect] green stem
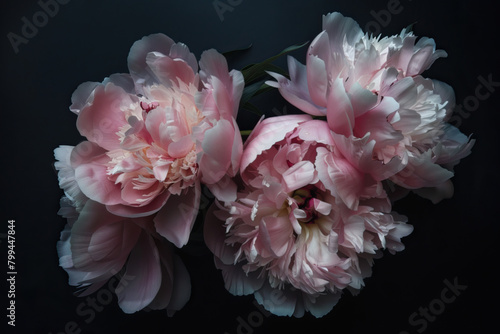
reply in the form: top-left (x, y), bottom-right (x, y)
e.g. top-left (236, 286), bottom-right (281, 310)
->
top-left (240, 130), bottom-right (253, 136)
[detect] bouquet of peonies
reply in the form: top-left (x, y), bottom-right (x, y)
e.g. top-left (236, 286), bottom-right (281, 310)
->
top-left (54, 13), bottom-right (473, 317)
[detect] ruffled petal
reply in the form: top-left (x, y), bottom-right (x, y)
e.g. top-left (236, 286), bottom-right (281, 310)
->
top-left (154, 182), bottom-right (200, 248)
top-left (116, 231), bottom-right (162, 313)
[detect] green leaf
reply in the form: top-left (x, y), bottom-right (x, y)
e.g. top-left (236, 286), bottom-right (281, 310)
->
top-left (241, 80), bottom-right (267, 105)
top-left (241, 41), bottom-right (308, 84)
top-left (404, 21), bottom-right (417, 33)
top-left (241, 101), bottom-right (264, 117)
top-left (222, 44), bottom-right (253, 58)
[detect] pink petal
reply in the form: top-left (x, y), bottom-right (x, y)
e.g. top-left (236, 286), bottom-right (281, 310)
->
top-left (146, 52), bottom-right (196, 87)
top-left (154, 182), bottom-right (200, 248)
top-left (240, 114), bottom-right (312, 174)
top-left (168, 135), bottom-right (194, 159)
top-left (116, 231), bottom-right (162, 313)
top-left (127, 33), bottom-right (175, 91)
top-left (413, 179), bottom-right (454, 204)
top-left (303, 291), bottom-right (342, 318)
top-left (391, 150), bottom-right (454, 189)
top-left (295, 119), bottom-right (334, 146)
top-left (165, 255), bottom-right (191, 315)
top-left (73, 143), bottom-right (123, 206)
top-left (70, 201), bottom-right (140, 278)
top-left (229, 117), bottom-right (243, 177)
top-left (106, 190), bottom-right (170, 218)
top-left (199, 119), bottom-right (234, 184)
top-left (354, 96), bottom-right (403, 151)
top-left (327, 77), bottom-right (354, 137)
top-left (322, 12), bottom-right (363, 53)
top-left (407, 44), bottom-right (447, 76)
top-left (215, 258), bottom-right (265, 296)
top-left (169, 42), bottom-right (198, 74)
top-left (331, 133), bottom-right (404, 181)
top-left (306, 55), bottom-right (328, 107)
top-left (254, 282), bottom-right (299, 317)
top-left (282, 161), bottom-right (317, 192)
top-left (266, 56), bottom-right (325, 116)
top-left (257, 216), bottom-right (293, 257)
top-left (70, 81), bottom-right (100, 114)
top-left (348, 82), bottom-right (378, 118)
top-left (76, 83), bottom-right (136, 151)
top-left (206, 174), bottom-right (237, 203)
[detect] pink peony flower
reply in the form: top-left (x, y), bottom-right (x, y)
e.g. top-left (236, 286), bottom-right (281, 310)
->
top-left (55, 146), bottom-right (190, 314)
top-left (204, 115), bottom-right (412, 317)
top-left (267, 12), bottom-right (473, 202)
top-left (66, 33), bottom-right (244, 247)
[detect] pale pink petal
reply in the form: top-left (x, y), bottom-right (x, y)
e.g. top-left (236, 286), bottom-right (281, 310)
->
top-left (106, 190), bottom-right (170, 218)
top-left (199, 119), bottom-right (234, 184)
top-left (266, 56), bottom-right (325, 116)
top-left (54, 145), bottom-right (88, 211)
top-left (331, 133), bottom-right (404, 181)
top-left (327, 77), bottom-right (354, 137)
top-left (146, 52), bottom-right (195, 87)
top-left (206, 175), bottom-right (237, 203)
top-left (165, 255), bottom-right (192, 316)
top-left (282, 161), bottom-right (317, 192)
top-left (295, 119), bottom-right (335, 146)
top-left (73, 144), bottom-right (123, 206)
top-left (204, 202), bottom-right (239, 265)
top-left (303, 291), bottom-right (342, 318)
top-left (348, 82), bottom-right (378, 118)
top-left (103, 73), bottom-right (135, 94)
top-left (254, 282), bottom-right (299, 317)
top-left (70, 81), bottom-right (100, 114)
top-left (199, 49), bottom-right (244, 119)
top-left (127, 33), bottom-right (175, 90)
top-left (391, 150), bottom-right (454, 189)
top-left (168, 42), bottom-right (198, 73)
top-left (144, 242), bottom-right (174, 311)
top-left (354, 96), bottom-right (403, 150)
top-left (306, 55), bottom-right (328, 107)
top-left (76, 83), bottom-right (137, 151)
top-left (413, 179), bottom-right (454, 204)
top-left (240, 114), bottom-right (312, 173)
top-left (215, 258), bottom-right (265, 296)
top-left (322, 12), bottom-right (363, 53)
top-left (167, 135), bottom-right (194, 159)
top-left (116, 231), bottom-right (162, 313)
top-left (407, 44), bottom-right (447, 76)
top-left (154, 182), bottom-right (200, 248)
top-left (70, 201), bottom-right (140, 278)
top-left (229, 117), bottom-right (243, 177)
top-left (257, 216), bottom-right (293, 257)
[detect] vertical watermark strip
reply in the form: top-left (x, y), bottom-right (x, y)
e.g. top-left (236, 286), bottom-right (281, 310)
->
top-left (6, 220), bottom-right (16, 327)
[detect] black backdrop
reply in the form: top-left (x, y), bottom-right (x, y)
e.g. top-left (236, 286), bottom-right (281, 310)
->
top-left (1, 0), bottom-right (499, 333)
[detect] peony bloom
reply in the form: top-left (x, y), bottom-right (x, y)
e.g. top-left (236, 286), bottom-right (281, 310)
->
top-left (55, 146), bottom-right (190, 314)
top-left (66, 33), bottom-right (244, 248)
top-left (267, 12), bottom-right (473, 203)
top-left (204, 115), bottom-right (412, 317)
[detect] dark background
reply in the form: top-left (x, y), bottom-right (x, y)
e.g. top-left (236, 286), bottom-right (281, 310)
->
top-left (1, 0), bottom-right (499, 333)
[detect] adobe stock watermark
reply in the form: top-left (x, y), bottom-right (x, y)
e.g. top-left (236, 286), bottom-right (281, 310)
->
top-left (225, 289), bottom-right (287, 334)
top-left (399, 276), bottom-right (467, 334)
top-left (449, 74), bottom-right (500, 128)
top-left (7, 0), bottom-right (72, 54)
top-left (48, 271), bottom-right (135, 334)
top-left (365, 0), bottom-right (413, 36)
top-left (213, 0), bottom-right (243, 22)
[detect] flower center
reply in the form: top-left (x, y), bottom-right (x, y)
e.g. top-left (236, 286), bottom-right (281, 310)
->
top-left (292, 186), bottom-right (319, 224)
